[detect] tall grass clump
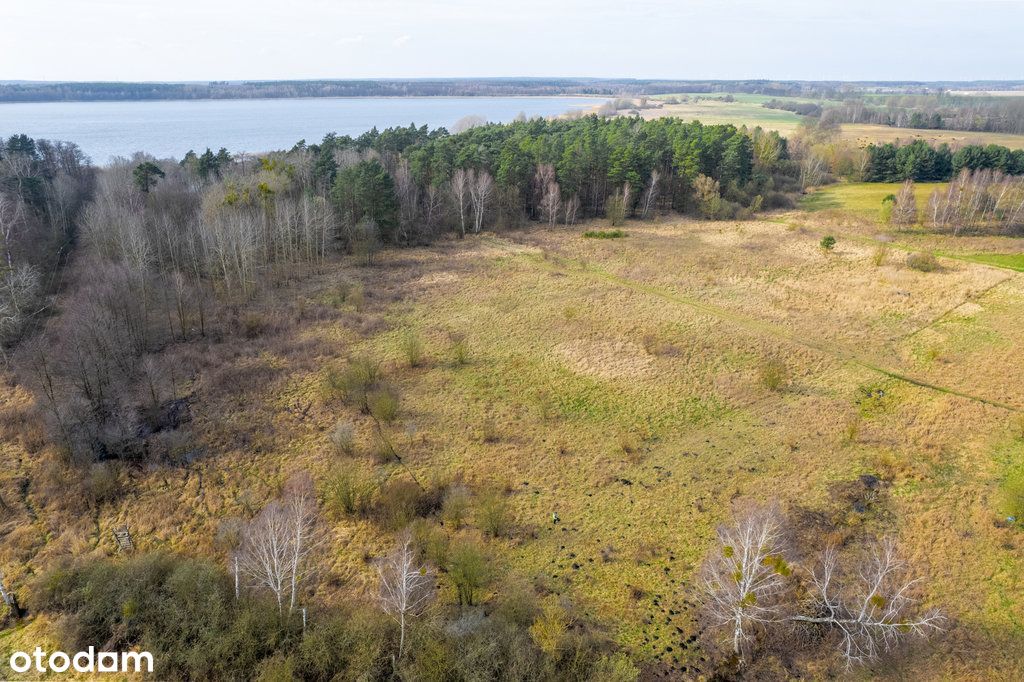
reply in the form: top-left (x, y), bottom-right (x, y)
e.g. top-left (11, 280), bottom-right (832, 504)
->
top-left (368, 387), bottom-right (400, 424)
top-left (477, 490), bottom-right (512, 538)
top-left (449, 333), bottom-right (470, 366)
top-left (324, 469), bottom-right (374, 518)
top-left (324, 356), bottom-right (382, 411)
top-left (401, 330), bottom-right (424, 368)
top-left (582, 229), bottom-right (627, 239)
top-left (906, 251), bottom-right (939, 272)
top-left (758, 358), bottom-right (788, 392)
top-left (871, 243), bottom-right (889, 267)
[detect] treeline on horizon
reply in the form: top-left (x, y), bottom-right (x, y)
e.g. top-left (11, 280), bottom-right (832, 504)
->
top-left (819, 94), bottom-right (1024, 136)
top-left (5, 78), bottom-right (1022, 103)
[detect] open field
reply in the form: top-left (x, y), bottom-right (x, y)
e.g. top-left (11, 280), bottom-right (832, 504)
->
top-left (4, 205), bottom-right (1024, 677)
top-left (841, 123), bottom-right (1024, 150)
top-left (632, 93), bottom-right (1024, 150)
top-left (800, 183), bottom-right (1024, 272)
top-left (800, 182), bottom-right (947, 218)
top-left (635, 94), bottom-right (805, 135)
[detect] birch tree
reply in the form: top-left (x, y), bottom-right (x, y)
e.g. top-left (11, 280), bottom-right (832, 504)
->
top-left (284, 474), bottom-right (319, 615)
top-left (792, 540), bottom-right (945, 668)
top-left (239, 474), bottom-right (320, 616)
top-left (0, 192), bottom-right (25, 271)
top-left (702, 508), bottom-right (944, 670)
top-left (700, 506), bottom-right (791, 662)
top-left (238, 499), bottom-right (292, 613)
top-left (469, 170), bottom-right (493, 234)
top-left (640, 169), bottom-right (660, 219)
top-left (377, 535), bottom-right (435, 660)
top-left (450, 169), bottom-right (469, 238)
top-left (891, 180), bottom-right (918, 226)
top-left (563, 194), bottom-right (581, 226)
top-left (540, 181), bottom-right (562, 227)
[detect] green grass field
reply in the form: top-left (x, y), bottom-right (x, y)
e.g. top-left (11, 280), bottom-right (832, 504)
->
top-left (638, 94), bottom-right (806, 135)
top-left (800, 182), bottom-right (946, 218)
top-left (798, 183), bottom-right (1024, 273)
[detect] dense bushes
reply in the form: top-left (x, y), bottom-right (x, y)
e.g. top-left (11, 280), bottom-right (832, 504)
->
top-left (33, 551), bottom-right (634, 681)
top-left (35, 553), bottom-right (391, 680)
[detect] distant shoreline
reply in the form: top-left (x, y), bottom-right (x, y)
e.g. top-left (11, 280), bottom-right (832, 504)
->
top-left (4, 78), bottom-right (1022, 104)
top-left (0, 94), bottom-right (609, 106)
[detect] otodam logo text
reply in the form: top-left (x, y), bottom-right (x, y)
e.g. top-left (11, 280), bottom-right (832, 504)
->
top-left (8, 647), bottom-right (153, 675)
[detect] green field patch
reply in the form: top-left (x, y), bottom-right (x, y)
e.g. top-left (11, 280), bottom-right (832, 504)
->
top-left (943, 252), bottom-right (1024, 272)
top-left (800, 182), bottom-right (946, 218)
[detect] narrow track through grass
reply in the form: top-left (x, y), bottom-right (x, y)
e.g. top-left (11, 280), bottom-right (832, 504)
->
top-left (487, 236), bottom-right (1022, 413)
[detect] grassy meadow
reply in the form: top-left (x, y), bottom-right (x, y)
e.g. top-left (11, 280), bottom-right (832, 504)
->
top-left (5, 200), bottom-right (1023, 677)
top-left (800, 182), bottom-right (947, 217)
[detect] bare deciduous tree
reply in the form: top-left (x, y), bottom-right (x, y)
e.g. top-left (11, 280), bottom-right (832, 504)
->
top-left (0, 192), bottom-right (25, 270)
top-left (563, 194), bottom-right (580, 226)
top-left (640, 169), bottom-right (661, 220)
top-left (284, 474), bottom-right (319, 615)
top-left (792, 540), bottom-right (945, 668)
top-left (452, 115), bottom-right (487, 133)
top-left (377, 535), bottom-right (435, 659)
top-left (891, 180), bottom-right (918, 226)
top-left (422, 184), bottom-right (445, 239)
top-left (800, 153), bottom-right (829, 190)
top-left (450, 169), bottom-right (469, 238)
top-left (239, 474), bottom-right (320, 615)
top-left (927, 169), bottom-right (1024, 235)
top-left (239, 498), bottom-right (292, 613)
top-left (540, 181), bottom-right (562, 227)
top-left (469, 170), bottom-right (494, 234)
top-left (393, 158), bottom-right (419, 244)
top-left (700, 506), bottom-right (791, 662)
top-left (702, 507), bottom-right (945, 670)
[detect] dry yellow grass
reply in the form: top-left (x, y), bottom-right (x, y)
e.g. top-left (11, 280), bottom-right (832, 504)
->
top-left (841, 123), bottom-right (1024, 150)
top-left (2, 213), bottom-right (1024, 677)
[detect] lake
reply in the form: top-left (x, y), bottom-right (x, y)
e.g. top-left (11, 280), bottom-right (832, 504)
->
top-left (0, 96), bottom-right (606, 164)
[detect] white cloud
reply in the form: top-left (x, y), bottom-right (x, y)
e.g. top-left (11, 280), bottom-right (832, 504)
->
top-left (392, 35), bottom-right (412, 48)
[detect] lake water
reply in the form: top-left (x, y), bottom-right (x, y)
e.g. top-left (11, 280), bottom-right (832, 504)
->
top-left (0, 96), bottom-right (606, 164)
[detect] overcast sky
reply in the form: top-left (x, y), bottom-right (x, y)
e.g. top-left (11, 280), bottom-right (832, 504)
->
top-left (4, 0), bottom-right (1023, 82)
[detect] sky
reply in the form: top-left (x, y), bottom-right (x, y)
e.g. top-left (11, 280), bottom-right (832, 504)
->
top-left (3, 0), bottom-right (1023, 82)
